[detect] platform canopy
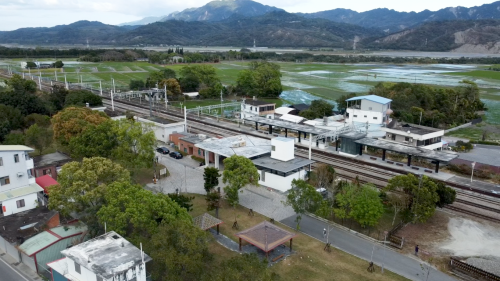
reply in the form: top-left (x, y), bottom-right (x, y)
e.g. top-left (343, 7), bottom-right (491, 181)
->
top-left (236, 221), bottom-right (296, 253)
top-left (245, 116), bottom-right (331, 135)
top-left (355, 138), bottom-right (458, 162)
top-left (193, 213), bottom-right (223, 230)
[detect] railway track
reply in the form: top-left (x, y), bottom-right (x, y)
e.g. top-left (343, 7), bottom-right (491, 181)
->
top-left (3, 72), bottom-right (500, 224)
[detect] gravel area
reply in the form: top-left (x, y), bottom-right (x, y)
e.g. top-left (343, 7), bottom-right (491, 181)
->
top-left (465, 257), bottom-right (500, 276)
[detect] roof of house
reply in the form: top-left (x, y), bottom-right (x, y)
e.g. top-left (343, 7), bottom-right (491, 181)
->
top-left (0, 206), bottom-right (59, 243)
top-left (19, 224), bottom-right (87, 256)
top-left (35, 175), bottom-right (59, 194)
top-left (245, 116), bottom-right (331, 135)
top-left (289, 104), bottom-right (310, 111)
top-left (235, 221), bottom-right (296, 253)
top-left (245, 100), bottom-right (275, 106)
top-left (0, 183), bottom-right (44, 202)
top-left (274, 107), bottom-right (295, 115)
top-left (0, 145), bottom-right (34, 152)
top-left (252, 156), bottom-right (314, 174)
top-left (193, 213), bottom-right (223, 230)
top-left (279, 114), bottom-right (305, 123)
top-left (385, 122), bottom-right (442, 136)
top-left (33, 152), bottom-right (71, 168)
top-left (179, 135), bottom-right (206, 144)
top-left (61, 231), bottom-right (152, 279)
top-left (195, 135), bottom-right (271, 158)
top-left (346, 95), bottom-right (392, 104)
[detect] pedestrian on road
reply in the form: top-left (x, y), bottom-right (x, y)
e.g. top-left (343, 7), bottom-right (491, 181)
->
top-left (323, 228), bottom-right (327, 238)
top-left (415, 245), bottom-right (419, 256)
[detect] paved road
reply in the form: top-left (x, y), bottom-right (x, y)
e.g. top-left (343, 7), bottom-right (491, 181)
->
top-left (0, 254), bottom-right (31, 281)
top-left (280, 215), bottom-right (457, 281)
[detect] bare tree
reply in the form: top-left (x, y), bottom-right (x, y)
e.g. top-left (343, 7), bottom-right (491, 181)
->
top-left (387, 193), bottom-right (410, 225)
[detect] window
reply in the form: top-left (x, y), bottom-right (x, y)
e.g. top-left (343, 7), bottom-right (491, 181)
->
top-left (14, 154), bottom-right (19, 163)
top-left (27, 169), bottom-right (33, 178)
top-left (271, 145), bottom-right (275, 151)
top-left (0, 176), bottom-right (9, 186)
top-left (74, 261), bottom-right (81, 274)
top-left (261, 170), bottom-right (265, 182)
top-left (255, 107), bottom-right (257, 112)
top-left (353, 115), bottom-right (357, 117)
top-left (405, 137), bottom-right (410, 141)
top-left (0, 157), bottom-right (3, 166)
top-left (250, 106), bottom-right (252, 111)
top-left (184, 148), bottom-right (187, 153)
top-left (25, 154), bottom-right (30, 160)
top-left (364, 115), bottom-right (367, 118)
top-left (198, 149), bottom-right (201, 156)
top-left (43, 169), bottom-right (52, 176)
top-left (16, 199), bottom-right (25, 208)
top-left (373, 117), bottom-right (378, 120)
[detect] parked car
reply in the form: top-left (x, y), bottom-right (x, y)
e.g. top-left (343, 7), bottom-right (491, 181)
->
top-left (156, 147), bottom-right (170, 154)
top-left (169, 151), bottom-right (183, 159)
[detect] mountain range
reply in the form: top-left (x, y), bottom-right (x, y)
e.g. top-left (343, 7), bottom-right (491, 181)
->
top-left (2, 0), bottom-right (500, 52)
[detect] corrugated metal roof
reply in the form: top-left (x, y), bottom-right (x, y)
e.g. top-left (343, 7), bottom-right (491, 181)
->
top-left (19, 225), bottom-right (87, 256)
top-left (274, 107), bottom-right (294, 115)
top-left (0, 145), bottom-right (34, 152)
top-left (0, 184), bottom-right (44, 201)
top-left (346, 95), bottom-right (392, 104)
top-left (279, 114), bottom-right (304, 123)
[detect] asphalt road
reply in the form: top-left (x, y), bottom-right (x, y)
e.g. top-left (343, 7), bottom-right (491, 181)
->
top-left (0, 256), bottom-right (31, 281)
top-left (280, 214), bottom-right (457, 281)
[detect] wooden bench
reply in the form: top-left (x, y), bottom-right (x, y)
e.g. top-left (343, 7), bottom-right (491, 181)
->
top-left (272, 254), bottom-right (284, 262)
top-left (424, 170), bottom-right (433, 173)
top-left (396, 163), bottom-right (404, 167)
top-left (411, 167), bottom-right (419, 170)
top-left (370, 157), bottom-right (377, 160)
top-left (387, 161), bottom-right (394, 164)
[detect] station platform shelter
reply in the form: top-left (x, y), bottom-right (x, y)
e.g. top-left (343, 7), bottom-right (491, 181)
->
top-left (338, 132), bottom-right (458, 173)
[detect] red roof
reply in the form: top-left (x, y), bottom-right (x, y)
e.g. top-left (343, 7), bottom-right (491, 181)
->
top-left (35, 175), bottom-right (59, 194)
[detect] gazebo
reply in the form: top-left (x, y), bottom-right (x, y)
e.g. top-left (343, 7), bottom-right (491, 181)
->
top-left (235, 221), bottom-right (296, 258)
top-left (193, 213), bottom-right (223, 234)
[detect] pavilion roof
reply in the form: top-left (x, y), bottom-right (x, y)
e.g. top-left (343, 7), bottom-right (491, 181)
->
top-left (193, 213), bottom-right (223, 230)
top-left (235, 221), bottom-right (296, 253)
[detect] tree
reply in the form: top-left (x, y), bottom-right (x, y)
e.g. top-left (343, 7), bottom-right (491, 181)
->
top-left (284, 179), bottom-right (323, 230)
top-left (53, 60), bottom-right (64, 68)
top-left (25, 113), bottom-right (51, 128)
top-left (203, 167), bottom-right (220, 193)
top-left (51, 107), bottom-right (109, 146)
top-left (333, 181), bottom-right (359, 223)
top-left (48, 157), bottom-right (131, 236)
top-left (25, 124), bottom-right (53, 155)
top-left (180, 65), bottom-right (219, 88)
top-left (336, 93), bottom-right (357, 112)
top-left (69, 120), bottom-right (117, 158)
top-left (387, 193), bottom-right (410, 225)
top-left (146, 69), bottom-right (177, 87)
top-left (299, 99), bottom-right (333, 119)
top-left (235, 62), bottom-right (282, 98)
top-left (222, 155), bottom-right (259, 206)
top-left (435, 182), bottom-right (456, 208)
top-left (385, 174), bottom-right (439, 223)
top-left (112, 119), bottom-right (156, 168)
top-left (179, 75), bottom-right (200, 92)
top-left (46, 85), bottom-right (69, 112)
top-left (146, 220), bottom-right (212, 281)
top-left (25, 61), bottom-right (37, 69)
top-left (129, 80), bottom-right (145, 90)
top-left (0, 104), bottom-right (24, 142)
top-left (65, 90), bottom-right (103, 107)
top-left (167, 193), bottom-right (194, 211)
top-left (159, 78), bottom-right (182, 97)
top-left (350, 184), bottom-right (385, 228)
top-left (2, 132), bottom-right (25, 145)
top-left (97, 181), bottom-right (191, 238)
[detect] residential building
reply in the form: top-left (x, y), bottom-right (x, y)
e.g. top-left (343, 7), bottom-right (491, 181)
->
top-left (0, 145), bottom-right (44, 216)
top-left (240, 99), bottom-right (275, 120)
top-left (48, 231), bottom-right (152, 281)
top-left (346, 95), bottom-right (392, 125)
top-left (380, 121), bottom-right (445, 150)
top-left (121, 115), bottom-right (186, 144)
top-left (252, 137), bottom-right (313, 192)
top-left (33, 152), bottom-right (72, 180)
top-left (179, 134), bottom-right (211, 157)
top-left (18, 224), bottom-right (87, 276)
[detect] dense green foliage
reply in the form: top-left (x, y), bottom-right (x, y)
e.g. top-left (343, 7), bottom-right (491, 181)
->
top-left (203, 167), bottom-right (221, 193)
top-left (65, 90), bottom-right (103, 107)
top-left (235, 61), bottom-right (282, 98)
top-left (222, 155), bottom-right (259, 206)
top-left (333, 182), bottom-right (384, 227)
top-left (25, 124), bottom-right (53, 155)
top-left (284, 179), bottom-right (323, 230)
top-left (299, 99), bottom-right (334, 119)
top-left (370, 81), bottom-right (484, 128)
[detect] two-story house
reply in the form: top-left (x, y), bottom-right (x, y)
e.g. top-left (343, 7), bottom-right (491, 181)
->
top-left (380, 121), bottom-right (445, 150)
top-left (48, 231), bottom-right (152, 281)
top-left (0, 145), bottom-right (44, 216)
top-left (346, 95), bottom-right (392, 125)
top-left (240, 99), bottom-right (275, 120)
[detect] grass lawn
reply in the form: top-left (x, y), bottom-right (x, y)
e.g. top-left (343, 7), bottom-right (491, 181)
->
top-left (188, 194), bottom-right (409, 281)
top-left (451, 70), bottom-right (500, 80)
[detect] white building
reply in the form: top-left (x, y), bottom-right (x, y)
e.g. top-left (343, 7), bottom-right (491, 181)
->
top-left (47, 231), bottom-right (152, 281)
top-left (252, 138), bottom-right (313, 192)
top-left (114, 115), bottom-right (186, 144)
top-left (346, 95), bottom-right (392, 125)
top-left (240, 99), bottom-right (275, 120)
top-left (380, 122), bottom-right (445, 150)
top-left (0, 145), bottom-right (43, 216)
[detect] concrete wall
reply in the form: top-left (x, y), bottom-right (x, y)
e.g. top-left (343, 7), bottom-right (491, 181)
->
top-left (21, 252), bottom-right (37, 272)
top-left (360, 100), bottom-right (384, 112)
top-left (2, 192), bottom-right (38, 216)
top-left (271, 138), bottom-right (294, 161)
top-left (258, 170), bottom-right (306, 192)
top-left (347, 109), bottom-right (385, 125)
top-left (6, 241), bottom-right (20, 262)
top-left (0, 150), bottom-right (34, 191)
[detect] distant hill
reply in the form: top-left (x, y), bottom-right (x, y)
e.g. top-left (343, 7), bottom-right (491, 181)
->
top-left (0, 21), bottom-right (134, 45)
top-left (362, 19), bottom-right (500, 53)
top-left (0, 12), bottom-right (382, 47)
top-left (119, 16), bottom-right (164, 26)
top-left (161, 0), bottom-right (283, 22)
top-left (300, 1), bottom-right (500, 33)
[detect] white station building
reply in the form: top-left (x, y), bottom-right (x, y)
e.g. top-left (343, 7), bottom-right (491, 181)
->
top-left (346, 95), bottom-right (392, 125)
top-left (0, 145), bottom-right (44, 217)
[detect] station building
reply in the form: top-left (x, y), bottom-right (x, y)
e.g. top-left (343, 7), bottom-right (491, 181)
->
top-left (381, 121), bottom-right (445, 150)
top-left (346, 95), bottom-right (392, 125)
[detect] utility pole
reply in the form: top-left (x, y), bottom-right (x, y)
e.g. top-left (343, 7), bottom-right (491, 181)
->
top-left (164, 84), bottom-right (168, 109)
top-left (64, 75), bottom-right (68, 90)
top-left (99, 80), bottom-right (102, 96)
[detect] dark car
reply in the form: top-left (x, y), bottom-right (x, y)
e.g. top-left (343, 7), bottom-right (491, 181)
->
top-left (169, 151), bottom-right (183, 159)
top-left (156, 147), bottom-right (170, 154)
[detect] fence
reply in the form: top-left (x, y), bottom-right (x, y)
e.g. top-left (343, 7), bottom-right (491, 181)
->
top-left (387, 221), bottom-right (405, 249)
top-left (450, 257), bottom-right (500, 281)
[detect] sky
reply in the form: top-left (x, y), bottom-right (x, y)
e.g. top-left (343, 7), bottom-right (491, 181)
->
top-left (0, 0), bottom-right (495, 31)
